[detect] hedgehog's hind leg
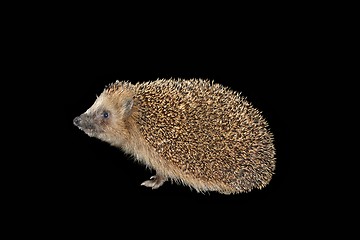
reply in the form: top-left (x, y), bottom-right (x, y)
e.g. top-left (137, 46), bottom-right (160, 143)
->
top-left (141, 174), bottom-right (167, 189)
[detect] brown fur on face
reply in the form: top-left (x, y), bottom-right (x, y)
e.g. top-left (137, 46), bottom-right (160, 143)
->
top-left (74, 82), bottom-right (137, 149)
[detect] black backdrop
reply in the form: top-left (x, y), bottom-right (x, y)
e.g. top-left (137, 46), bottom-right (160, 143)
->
top-left (14, 24), bottom-right (331, 236)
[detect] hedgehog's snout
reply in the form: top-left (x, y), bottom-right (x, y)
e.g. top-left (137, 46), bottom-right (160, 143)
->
top-left (73, 114), bottom-right (92, 129)
top-left (73, 116), bottom-right (82, 127)
top-left (73, 114), bottom-right (97, 135)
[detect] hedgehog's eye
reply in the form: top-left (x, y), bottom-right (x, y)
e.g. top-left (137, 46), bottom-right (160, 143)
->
top-left (102, 111), bottom-right (109, 119)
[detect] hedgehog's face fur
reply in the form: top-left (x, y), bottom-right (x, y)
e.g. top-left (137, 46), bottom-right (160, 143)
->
top-left (73, 88), bottom-right (135, 147)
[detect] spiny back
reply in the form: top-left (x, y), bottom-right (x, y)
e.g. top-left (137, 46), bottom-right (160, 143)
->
top-left (132, 78), bottom-right (275, 193)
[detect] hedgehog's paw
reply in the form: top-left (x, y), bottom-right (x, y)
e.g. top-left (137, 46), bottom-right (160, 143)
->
top-left (141, 175), bottom-right (166, 189)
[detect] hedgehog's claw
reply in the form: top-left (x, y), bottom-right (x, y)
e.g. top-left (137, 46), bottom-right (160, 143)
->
top-left (141, 175), bottom-right (166, 189)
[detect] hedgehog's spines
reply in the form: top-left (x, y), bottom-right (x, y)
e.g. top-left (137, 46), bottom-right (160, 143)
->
top-left (76, 78), bottom-right (276, 194)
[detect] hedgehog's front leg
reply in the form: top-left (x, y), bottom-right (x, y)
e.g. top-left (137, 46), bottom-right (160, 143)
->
top-left (141, 174), bottom-right (166, 189)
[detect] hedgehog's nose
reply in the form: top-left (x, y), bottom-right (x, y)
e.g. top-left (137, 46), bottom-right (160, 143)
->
top-left (73, 116), bottom-right (82, 127)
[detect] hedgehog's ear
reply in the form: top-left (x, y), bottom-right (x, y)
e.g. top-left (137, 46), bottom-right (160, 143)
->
top-left (123, 98), bottom-right (134, 116)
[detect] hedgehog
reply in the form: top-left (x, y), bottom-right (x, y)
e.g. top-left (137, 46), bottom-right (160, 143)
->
top-left (73, 78), bottom-right (276, 194)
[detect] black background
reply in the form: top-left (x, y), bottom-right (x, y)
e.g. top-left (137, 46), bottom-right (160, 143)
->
top-left (8, 10), bottom-right (348, 236)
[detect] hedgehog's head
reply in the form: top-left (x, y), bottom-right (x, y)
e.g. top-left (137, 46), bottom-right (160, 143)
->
top-left (73, 81), bottom-right (136, 146)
